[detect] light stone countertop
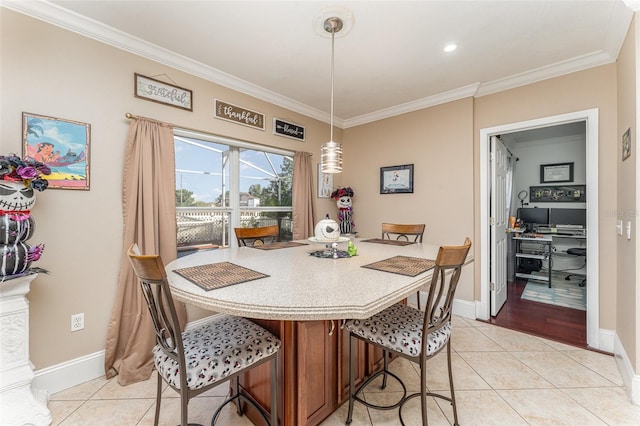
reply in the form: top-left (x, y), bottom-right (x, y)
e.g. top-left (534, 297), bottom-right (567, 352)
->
top-left (166, 238), bottom-right (473, 321)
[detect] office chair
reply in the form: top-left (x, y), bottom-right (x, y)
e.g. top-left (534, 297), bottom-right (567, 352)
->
top-left (127, 244), bottom-right (280, 426)
top-left (565, 247), bottom-right (586, 287)
top-left (234, 225), bottom-right (279, 247)
top-left (345, 238), bottom-right (471, 426)
top-left (382, 223), bottom-right (426, 309)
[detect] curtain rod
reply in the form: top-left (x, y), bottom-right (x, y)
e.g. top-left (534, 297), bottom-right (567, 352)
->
top-left (125, 112), bottom-right (306, 156)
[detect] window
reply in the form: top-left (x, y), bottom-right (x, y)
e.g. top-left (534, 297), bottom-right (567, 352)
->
top-left (174, 129), bottom-right (293, 248)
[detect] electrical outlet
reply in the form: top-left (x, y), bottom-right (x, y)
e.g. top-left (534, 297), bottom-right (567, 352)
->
top-left (71, 313), bottom-right (84, 332)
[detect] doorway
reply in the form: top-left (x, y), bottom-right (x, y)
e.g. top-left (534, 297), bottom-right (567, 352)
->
top-left (478, 109), bottom-right (601, 350)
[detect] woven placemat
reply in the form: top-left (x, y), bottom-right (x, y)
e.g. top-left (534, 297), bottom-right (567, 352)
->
top-left (251, 241), bottom-right (308, 250)
top-left (362, 256), bottom-right (436, 277)
top-left (173, 262), bottom-right (269, 291)
top-left (360, 238), bottom-right (415, 246)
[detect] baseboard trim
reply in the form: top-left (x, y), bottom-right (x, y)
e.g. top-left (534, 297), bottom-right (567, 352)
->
top-left (32, 314), bottom-right (225, 397)
top-left (614, 332), bottom-right (640, 405)
top-left (452, 298), bottom-right (476, 319)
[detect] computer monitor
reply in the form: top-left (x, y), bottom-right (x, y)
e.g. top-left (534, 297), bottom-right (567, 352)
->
top-left (549, 208), bottom-right (586, 227)
top-left (517, 208), bottom-right (549, 226)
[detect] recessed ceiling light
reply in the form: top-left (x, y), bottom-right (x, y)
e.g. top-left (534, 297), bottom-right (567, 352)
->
top-left (444, 44), bottom-right (457, 53)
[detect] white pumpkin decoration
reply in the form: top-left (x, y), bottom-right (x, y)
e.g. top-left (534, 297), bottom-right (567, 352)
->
top-left (0, 180), bottom-right (37, 212)
top-left (314, 215), bottom-right (340, 242)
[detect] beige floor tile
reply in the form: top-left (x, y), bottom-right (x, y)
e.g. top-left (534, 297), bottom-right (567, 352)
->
top-left (536, 336), bottom-right (585, 351)
top-left (423, 350), bottom-right (491, 391)
top-left (436, 389), bottom-right (529, 425)
top-left (364, 391), bottom-right (450, 426)
top-left (57, 399), bottom-right (154, 426)
top-left (48, 400), bottom-right (83, 426)
top-left (319, 398), bottom-right (371, 425)
top-left (452, 327), bottom-right (504, 352)
top-left (562, 349), bottom-right (624, 386)
top-left (560, 386), bottom-right (640, 425)
top-left (451, 315), bottom-right (473, 328)
top-left (474, 325), bottom-right (556, 352)
top-left (50, 376), bottom-right (109, 401)
top-left (513, 351), bottom-right (618, 388)
top-left (497, 388), bottom-right (607, 425)
top-left (363, 356), bottom-right (421, 394)
top-left (458, 351), bottom-right (553, 389)
top-left (91, 374), bottom-right (159, 400)
top-left (137, 395), bottom-right (254, 426)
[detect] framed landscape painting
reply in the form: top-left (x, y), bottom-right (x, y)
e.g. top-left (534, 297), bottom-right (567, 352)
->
top-left (22, 112), bottom-right (91, 190)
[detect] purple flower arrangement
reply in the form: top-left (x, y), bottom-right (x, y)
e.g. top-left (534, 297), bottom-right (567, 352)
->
top-left (0, 154), bottom-right (50, 191)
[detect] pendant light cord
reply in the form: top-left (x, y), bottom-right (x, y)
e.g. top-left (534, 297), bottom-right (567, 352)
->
top-left (330, 25), bottom-right (335, 142)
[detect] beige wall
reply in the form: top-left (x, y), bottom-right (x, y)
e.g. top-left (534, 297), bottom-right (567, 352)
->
top-left (0, 9), bottom-right (330, 369)
top-left (616, 14), bottom-right (638, 372)
top-left (474, 65), bottom-right (619, 330)
top-left (1, 7), bottom-right (637, 379)
top-left (342, 99), bottom-right (475, 301)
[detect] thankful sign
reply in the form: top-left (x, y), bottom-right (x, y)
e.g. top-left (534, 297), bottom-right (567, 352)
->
top-left (214, 99), bottom-right (265, 130)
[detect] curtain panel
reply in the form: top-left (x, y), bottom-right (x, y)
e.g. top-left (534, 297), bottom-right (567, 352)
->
top-left (292, 151), bottom-right (316, 240)
top-left (104, 117), bottom-right (186, 385)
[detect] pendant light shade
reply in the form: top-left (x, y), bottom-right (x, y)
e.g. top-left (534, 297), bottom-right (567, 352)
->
top-left (320, 17), bottom-right (343, 174)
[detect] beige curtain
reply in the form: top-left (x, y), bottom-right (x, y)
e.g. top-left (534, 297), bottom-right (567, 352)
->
top-left (292, 151), bottom-right (316, 240)
top-left (104, 117), bottom-right (186, 385)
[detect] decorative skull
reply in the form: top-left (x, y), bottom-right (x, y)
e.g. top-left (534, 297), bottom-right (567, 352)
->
top-left (0, 180), bottom-right (37, 212)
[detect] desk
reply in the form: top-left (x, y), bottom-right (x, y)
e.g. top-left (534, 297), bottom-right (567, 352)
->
top-left (166, 238), bottom-right (472, 425)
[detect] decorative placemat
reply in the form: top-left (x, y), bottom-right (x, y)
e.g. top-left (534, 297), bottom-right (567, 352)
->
top-left (173, 262), bottom-right (269, 291)
top-left (309, 250), bottom-right (351, 259)
top-left (362, 256), bottom-right (435, 277)
top-left (361, 238), bottom-right (415, 246)
top-left (251, 241), bottom-right (308, 250)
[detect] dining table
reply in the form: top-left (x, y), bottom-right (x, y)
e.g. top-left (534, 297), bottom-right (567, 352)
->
top-left (166, 237), bottom-right (473, 426)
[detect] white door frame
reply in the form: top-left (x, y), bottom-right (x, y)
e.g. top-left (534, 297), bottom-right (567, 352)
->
top-left (478, 109), bottom-right (600, 349)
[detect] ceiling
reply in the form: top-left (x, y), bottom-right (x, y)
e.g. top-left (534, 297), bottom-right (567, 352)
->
top-left (4, 1), bottom-right (635, 127)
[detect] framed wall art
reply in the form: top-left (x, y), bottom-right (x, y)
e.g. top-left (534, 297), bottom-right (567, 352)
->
top-left (622, 127), bottom-right (631, 161)
top-left (380, 164), bottom-right (414, 194)
top-left (540, 162), bottom-right (573, 183)
top-left (318, 164), bottom-right (333, 198)
top-left (134, 73), bottom-right (193, 111)
top-left (22, 112), bottom-right (91, 190)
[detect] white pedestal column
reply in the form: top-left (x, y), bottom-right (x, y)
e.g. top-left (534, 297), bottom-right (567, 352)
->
top-left (0, 274), bottom-right (52, 426)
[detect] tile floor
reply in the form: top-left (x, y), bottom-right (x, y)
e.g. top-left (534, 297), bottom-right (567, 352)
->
top-left (49, 316), bottom-right (640, 425)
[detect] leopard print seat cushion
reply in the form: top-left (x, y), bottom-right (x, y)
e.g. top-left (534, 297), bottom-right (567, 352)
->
top-left (153, 314), bottom-right (280, 390)
top-left (344, 303), bottom-right (451, 357)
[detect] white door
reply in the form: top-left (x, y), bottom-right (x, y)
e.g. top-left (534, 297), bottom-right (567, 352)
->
top-left (490, 136), bottom-right (509, 316)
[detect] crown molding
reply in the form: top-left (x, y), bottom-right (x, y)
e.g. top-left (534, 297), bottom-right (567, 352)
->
top-left (2, 0), bottom-right (632, 130)
top-left (476, 50), bottom-right (615, 98)
top-left (343, 83), bottom-right (480, 128)
top-left (2, 0), bottom-right (331, 124)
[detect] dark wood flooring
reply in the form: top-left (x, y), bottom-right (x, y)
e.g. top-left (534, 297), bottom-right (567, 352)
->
top-left (486, 280), bottom-right (587, 348)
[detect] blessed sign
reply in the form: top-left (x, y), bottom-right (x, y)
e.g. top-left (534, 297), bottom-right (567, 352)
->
top-left (273, 118), bottom-right (305, 141)
top-left (214, 99), bottom-right (265, 130)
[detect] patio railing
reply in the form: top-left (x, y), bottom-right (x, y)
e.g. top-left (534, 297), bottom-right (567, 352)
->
top-left (177, 207), bottom-right (292, 247)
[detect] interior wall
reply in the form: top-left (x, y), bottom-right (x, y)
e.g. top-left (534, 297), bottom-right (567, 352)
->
top-left (0, 9), bottom-right (331, 370)
top-left (509, 135), bottom-right (587, 210)
top-left (616, 13), bottom-right (638, 377)
top-left (473, 64), bottom-right (618, 332)
top-left (342, 98), bottom-right (475, 301)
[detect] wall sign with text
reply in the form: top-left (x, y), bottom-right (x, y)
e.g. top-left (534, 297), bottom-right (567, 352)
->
top-left (214, 99), bottom-right (265, 130)
top-left (134, 73), bottom-right (192, 111)
top-left (273, 118), bottom-right (305, 141)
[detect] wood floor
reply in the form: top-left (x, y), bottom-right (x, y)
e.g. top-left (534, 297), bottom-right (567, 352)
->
top-left (487, 280), bottom-right (587, 348)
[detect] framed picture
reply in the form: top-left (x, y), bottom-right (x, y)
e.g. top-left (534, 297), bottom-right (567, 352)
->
top-left (22, 112), bottom-right (91, 190)
top-left (622, 127), bottom-right (631, 161)
top-left (380, 164), bottom-right (414, 194)
top-left (134, 73), bottom-right (193, 111)
top-left (540, 162), bottom-right (573, 183)
top-left (318, 164), bottom-right (333, 198)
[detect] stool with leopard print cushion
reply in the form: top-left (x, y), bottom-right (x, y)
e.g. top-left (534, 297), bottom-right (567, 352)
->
top-left (344, 238), bottom-right (471, 426)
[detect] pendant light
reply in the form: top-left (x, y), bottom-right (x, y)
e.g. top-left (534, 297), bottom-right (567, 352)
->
top-left (320, 17), bottom-right (343, 173)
